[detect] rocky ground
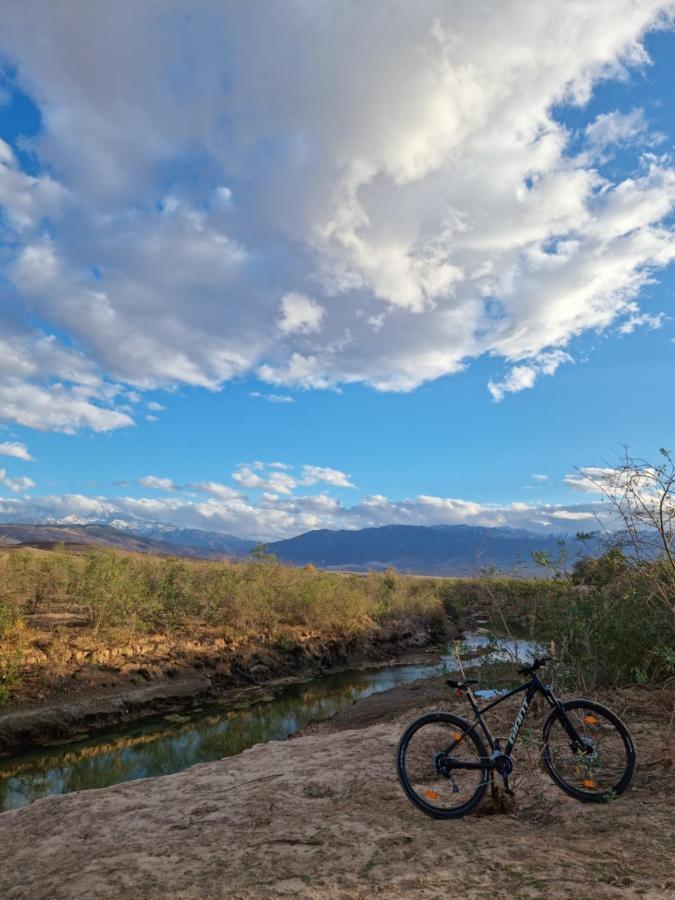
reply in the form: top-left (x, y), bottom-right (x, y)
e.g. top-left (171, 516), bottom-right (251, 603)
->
top-left (0, 676), bottom-right (672, 899)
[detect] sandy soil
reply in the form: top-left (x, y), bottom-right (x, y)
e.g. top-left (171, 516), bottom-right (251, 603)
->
top-left (0, 682), bottom-right (672, 899)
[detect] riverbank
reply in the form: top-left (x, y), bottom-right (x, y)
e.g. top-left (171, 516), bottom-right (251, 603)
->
top-left (0, 676), bottom-right (672, 898)
top-left (0, 614), bottom-right (449, 755)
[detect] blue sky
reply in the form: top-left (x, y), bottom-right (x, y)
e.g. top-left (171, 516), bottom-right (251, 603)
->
top-left (0, 2), bottom-right (674, 539)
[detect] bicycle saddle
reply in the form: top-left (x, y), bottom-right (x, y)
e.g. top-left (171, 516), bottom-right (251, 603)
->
top-left (446, 678), bottom-right (478, 690)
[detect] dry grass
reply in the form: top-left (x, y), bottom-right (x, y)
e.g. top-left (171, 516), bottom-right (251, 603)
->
top-left (0, 547), bottom-right (448, 704)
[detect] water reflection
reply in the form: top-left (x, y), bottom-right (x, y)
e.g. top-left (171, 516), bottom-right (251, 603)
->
top-left (0, 634), bottom-right (538, 812)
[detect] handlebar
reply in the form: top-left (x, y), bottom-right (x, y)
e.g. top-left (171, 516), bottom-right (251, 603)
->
top-left (518, 656), bottom-right (553, 676)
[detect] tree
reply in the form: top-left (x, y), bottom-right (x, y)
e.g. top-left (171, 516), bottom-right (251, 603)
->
top-left (575, 447), bottom-right (675, 614)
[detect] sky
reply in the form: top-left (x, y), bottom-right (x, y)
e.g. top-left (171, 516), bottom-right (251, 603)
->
top-left (0, 1), bottom-right (674, 540)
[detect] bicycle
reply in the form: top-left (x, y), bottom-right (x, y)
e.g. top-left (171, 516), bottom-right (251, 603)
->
top-left (396, 657), bottom-right (636, 818)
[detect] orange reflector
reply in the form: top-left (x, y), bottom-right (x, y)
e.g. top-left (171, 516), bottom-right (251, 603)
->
top-left (582, 779), bottom-right (596, 789)
top-left (584, 715), bottom-right (599, 725)
top-left (452, 731), bottom-right (463, 742)
top-left (424, 790), bottom-right (440, 800)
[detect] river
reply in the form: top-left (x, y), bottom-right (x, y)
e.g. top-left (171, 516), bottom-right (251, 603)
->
top-left (0, 633), bottom-right (538, 813)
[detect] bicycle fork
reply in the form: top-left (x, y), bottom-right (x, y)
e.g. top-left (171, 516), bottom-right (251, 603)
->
top-left (544, 692), bottom-right (587, 754)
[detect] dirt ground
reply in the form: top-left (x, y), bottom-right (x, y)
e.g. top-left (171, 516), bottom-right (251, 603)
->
top-left (0, 679), bottom-right (672, 899)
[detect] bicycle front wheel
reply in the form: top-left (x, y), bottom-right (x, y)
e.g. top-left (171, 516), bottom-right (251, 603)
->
top-left (542, 699), bottom-right (636, 802)
top-left (396, 712), bottom-right (489, 818)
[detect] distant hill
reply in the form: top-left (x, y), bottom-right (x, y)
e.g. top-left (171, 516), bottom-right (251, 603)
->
top-left (128, 526), bottom-right (257, 557)
top-left (266, 524), bottom-right (593, 575)
top-left (0, 521), bottom-right (597, 574)
top-left (0, 524), bottom-right (255, 559)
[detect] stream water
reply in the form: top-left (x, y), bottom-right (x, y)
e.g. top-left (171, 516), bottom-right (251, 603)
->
top-left (0, 633), bottom-right (538, 813)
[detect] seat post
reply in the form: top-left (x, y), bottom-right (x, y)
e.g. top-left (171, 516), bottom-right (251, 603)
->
top-left (465, 685), bottom-right (480, 716)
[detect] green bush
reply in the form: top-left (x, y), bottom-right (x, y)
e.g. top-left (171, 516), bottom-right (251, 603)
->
top-left (438, 554), bottom-right (674, 688)
top-left (537, 563), bottom-right (674, 688)
top-left (0, 547), bottom-right (448, 643)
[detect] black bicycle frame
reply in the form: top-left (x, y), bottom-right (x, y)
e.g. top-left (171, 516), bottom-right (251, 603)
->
top-left (444, 674), bottom-right (584, 768)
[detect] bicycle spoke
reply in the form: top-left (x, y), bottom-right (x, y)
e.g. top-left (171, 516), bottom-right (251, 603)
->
top-left (397, 714), bottom-right (489, 817)
top-left (544, 703), bottom-right (633, 798)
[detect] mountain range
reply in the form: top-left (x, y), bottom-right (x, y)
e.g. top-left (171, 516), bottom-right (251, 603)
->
top-left (0, 522), bottom-right (594, 574)
top-left (0, 523), bottom-right (255, 559)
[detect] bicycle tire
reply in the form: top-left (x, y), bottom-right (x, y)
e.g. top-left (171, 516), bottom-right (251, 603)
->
top-left (396, 712), bottom-right (489, 819)
top-left (541, 699), bottom-right (636, 802)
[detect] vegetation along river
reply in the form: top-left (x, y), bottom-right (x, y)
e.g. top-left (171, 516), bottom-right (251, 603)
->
top-left (0, 634), bottom-right (537, 813)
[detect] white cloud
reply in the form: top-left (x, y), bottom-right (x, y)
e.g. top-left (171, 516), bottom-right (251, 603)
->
top-left (0, 441), bottom-right (33, 462)
top-left (0, 320), bottom-right (134, 434)
top-left (488, 366), bottom-right (537, 402)
top-left (249, 391), bottom-right (295, 404)
top-left (0, 138), bottom-right (69, 230)
top-left (231, 461), bottom-right (355, 494)
top-left (563, 464), bottom-right (668, 508)
top-left (585, 109), bottom-right (649, 157)
top-left (564, 467), bottom-right (617, 493)
top-left (617, 310), bottom-right (665, 334)
top-left (300, 465), bottom-right (355, 489)
top-left (0, 2), bottom-right (672, 428)
top-left (232, 465), bottom-right (298, 495)
top-left (0, 486), bottom-right (614, 540)
top-left (531, 473), bottom-right (549, 482)
top-left (137, 475), bottom-right (177, 492)
top-left (188, 481), bottom-right (243, 500)
top-left (276, 293), bottom-right (325, 336)
top-left (550, 509), bottom-right (597, 520)
top-left (0, 379), bottom-right (133, 433)
top-left (488, 351), bottom-right (572, 401)
top-left (0, 468), bottom-right (36, 493)
top-left (0, 453), bottom-right (624, 538)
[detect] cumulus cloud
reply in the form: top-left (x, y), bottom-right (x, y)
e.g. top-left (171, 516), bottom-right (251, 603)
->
top-left (0, 453), bottom-right (621, 538)
top-left (232, 465), bottom-right (299, 495)
top-left (276, 293), bottom-right (325, 335)
top-left (0, 486), bottom-right (613, 540)
top-left (564, 467), bottom-right (618, 493)
top-left (563, 464), bottom-right (669, 507)
top-left (488, 351), bottom-right (572, 401)
top-left (0, 379), bottom-right (133, 433)
top-left (585, 109), bottom-right (650, 157)
top-left (0, 2), bottom-right (673, 430)
top-left (0, 441), bottom-right (33, 461)
top-left (0, 468), bottom-right (36, 493)
top-left (0, 138), bottom-right (69, 230)
top-left (0, 321), bottom-right (134, 433)
top-left (300, 465), bottom-right (355, 489)
top-left (137, 475), bottom-right (177, 492)
top-left (231, 461), bottom-right (355, 494)
top-left (617, 309), bottom-right (665, 334)
top-left (187, 481), bottom-right (244, 500)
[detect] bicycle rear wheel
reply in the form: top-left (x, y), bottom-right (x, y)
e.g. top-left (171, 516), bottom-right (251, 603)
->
top-left (396, 712), bottom-right (489, 818)
top-left (542, 699), bottom-right (635, 802)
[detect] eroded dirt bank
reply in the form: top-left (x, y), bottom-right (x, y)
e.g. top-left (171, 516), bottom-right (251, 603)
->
top-left (0, 682), bottom-right (672, 899)
top-left (0, 616), bottom-right (447, 755)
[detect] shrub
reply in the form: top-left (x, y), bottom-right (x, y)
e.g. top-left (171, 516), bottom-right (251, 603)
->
top-left (438, 554), bottom-right (674, 688)
top-left (0, 547), bottom-right (452, 644)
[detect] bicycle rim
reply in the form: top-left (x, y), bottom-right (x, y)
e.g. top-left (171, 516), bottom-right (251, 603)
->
top-left (542, 700), bottom-right (635, 801)
top-left (397, 713), bottom-right (489, 818)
